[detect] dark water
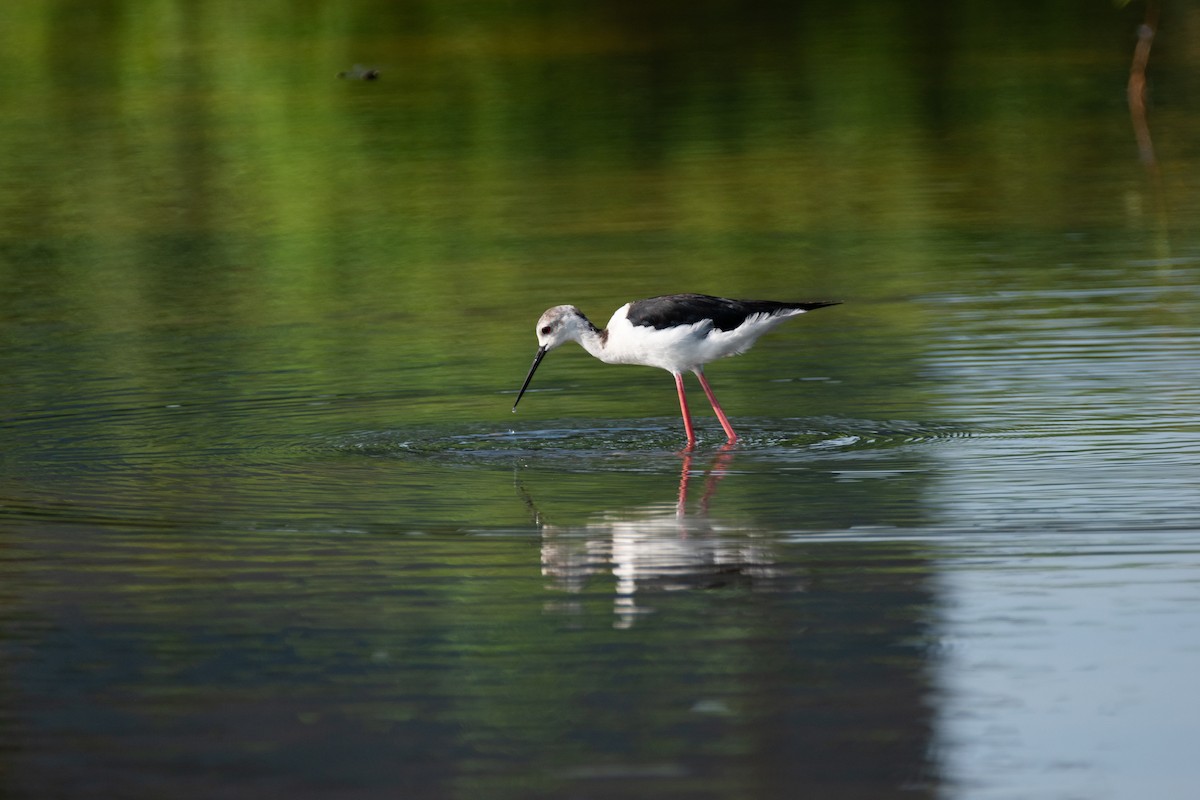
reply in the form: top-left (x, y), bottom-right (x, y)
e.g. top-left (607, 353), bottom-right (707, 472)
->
top-left (3, 2), bottom-right (1200, 798)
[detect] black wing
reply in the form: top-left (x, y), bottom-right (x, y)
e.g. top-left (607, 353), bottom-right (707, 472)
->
top-left (625, 294), bottom-right (839, 332)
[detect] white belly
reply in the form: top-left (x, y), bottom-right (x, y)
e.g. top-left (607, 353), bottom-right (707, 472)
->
top-left (598, 306), bottom-right (797, 373)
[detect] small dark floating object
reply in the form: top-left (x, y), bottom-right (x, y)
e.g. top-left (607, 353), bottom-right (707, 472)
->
top-left (337, 65), bottom-right (380, 80)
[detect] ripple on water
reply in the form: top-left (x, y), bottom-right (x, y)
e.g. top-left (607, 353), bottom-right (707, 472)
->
top-left (3, 380), bottom-right (975, 533)
top-left (314, 416), bottom-right (975, 475)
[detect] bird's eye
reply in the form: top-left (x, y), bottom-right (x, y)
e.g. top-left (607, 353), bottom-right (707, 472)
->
top-left (540, 325), bottom-right (553, 335)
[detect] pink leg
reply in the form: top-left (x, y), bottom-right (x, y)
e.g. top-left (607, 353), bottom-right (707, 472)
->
top-left (694, 369), bottom-right (738, 444)
top-left (674, 373), bottom-right (697, 449)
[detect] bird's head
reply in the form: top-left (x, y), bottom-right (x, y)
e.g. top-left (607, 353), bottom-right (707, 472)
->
top-left (513, 305), bottom-right (591, 412)
top-left (534, 305), bottom-right (588, 352)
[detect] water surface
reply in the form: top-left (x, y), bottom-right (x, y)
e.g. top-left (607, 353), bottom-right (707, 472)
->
top-left (2, 2), bottom-right (1199, 798)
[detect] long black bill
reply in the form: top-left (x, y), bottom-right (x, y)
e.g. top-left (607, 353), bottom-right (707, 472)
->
top-left (512, 346), bottom-right (548, 412)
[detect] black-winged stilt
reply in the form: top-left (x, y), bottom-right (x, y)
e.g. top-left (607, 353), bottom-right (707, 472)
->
top-left (511, 293), bottom-right (840, 448)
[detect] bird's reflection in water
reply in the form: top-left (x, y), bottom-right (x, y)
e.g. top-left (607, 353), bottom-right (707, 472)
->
top-left (528, 447), bottom-right (793, 629)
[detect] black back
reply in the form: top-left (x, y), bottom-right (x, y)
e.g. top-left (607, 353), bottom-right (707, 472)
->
top-left (625, 294), bottom-right (839, 332)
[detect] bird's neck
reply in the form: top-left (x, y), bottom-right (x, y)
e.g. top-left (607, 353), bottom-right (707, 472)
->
top-left (573, 317), bottom-right (609, 360)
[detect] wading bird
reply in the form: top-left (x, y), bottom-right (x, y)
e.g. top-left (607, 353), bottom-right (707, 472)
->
top-left (512, 293), bottom-right (839, 448)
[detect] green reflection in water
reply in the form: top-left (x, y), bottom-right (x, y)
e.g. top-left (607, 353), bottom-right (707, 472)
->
top-left (2, 0), bottom-right (1180, 434)
top-left (1, 0), bottom-right (1190, 528)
